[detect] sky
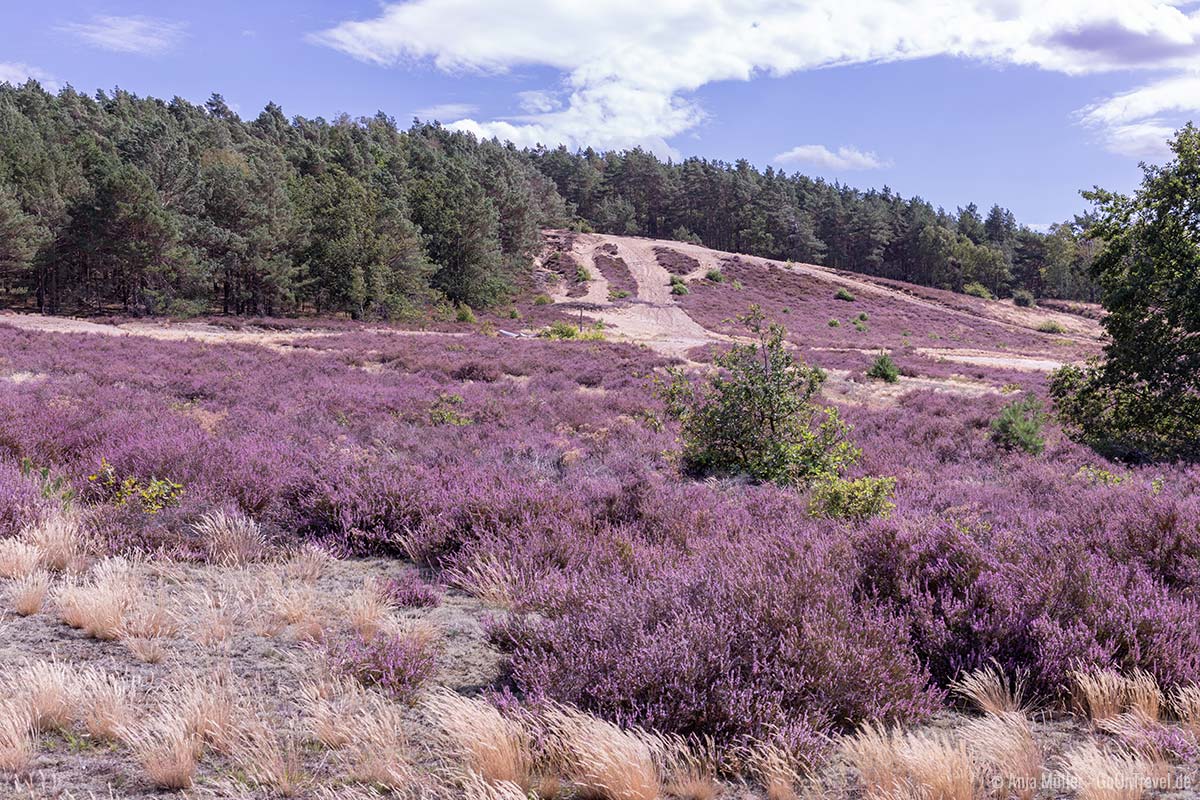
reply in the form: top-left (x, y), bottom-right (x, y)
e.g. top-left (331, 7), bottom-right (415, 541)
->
top-left (2, 1), bottom-right (1199, 228)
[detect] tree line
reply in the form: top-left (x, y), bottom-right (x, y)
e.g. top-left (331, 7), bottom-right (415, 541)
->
top-left (0, 81), bottom-right (1097, 318)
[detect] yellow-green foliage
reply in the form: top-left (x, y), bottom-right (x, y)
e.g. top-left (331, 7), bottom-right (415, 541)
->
top-left (429, 394), bottom-right (473, 426)
top-left (539, 321), bottom-right (606, 341)
top-left (88, 457), bottom-right (184, 514)
top-left (808, 476), bottom-right (897, 521)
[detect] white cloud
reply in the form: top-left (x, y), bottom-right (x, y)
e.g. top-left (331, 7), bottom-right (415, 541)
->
top-left (516, 89), bottom-right (560, 114)
top-left (311, 1), bottom-right (1200, 156)
top-left (62, 15), bottom-right (187, 55)
top-left (414, 102), bottom-right (479, 120)
top-left (774, 144), bottom-right (889, 171)
top-left (1080, 72), bottom-right (1200, 157)
top-left (0, 62), bottom-right (59, 91)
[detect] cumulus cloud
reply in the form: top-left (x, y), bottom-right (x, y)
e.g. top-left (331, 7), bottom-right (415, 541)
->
top-left (774, 145), bottom-right (889, 171)
top-left (0, 62), bottom-right (59, 91)
top-left (1080, 72), bottom-right (1200, 158)
top-left (62, 15), bottom-right (187, 56)
top-left (414, 102), bottom-right (479, 120)
top-left (311, 1), bottom-right (1200, 156)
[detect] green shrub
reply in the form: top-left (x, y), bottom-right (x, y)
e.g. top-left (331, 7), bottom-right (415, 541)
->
top-left (507, 308), bottom-right (521, 319)
top-left (866, 353), bottom-right (900, 383)
top-left (853, 319), bottom-right (868, 333)
top-left (857, 313), bottom-right (869, 322)
top-left (828, 319), bottom-right (840, 328)
top-left (429, 394), bottom-right (473, 426)
top-left (835, 287), bottom-right (856, 302)
top-left (1036, 320), bottom-right (1066, 334)
top-left (963, 281), bottom-right (994, 300)
top-left (576, 267), bottom-right (592, 283)
top-left (669, 275), bottom-right (690, 296)
top-left (658, 306), bottom-right (860, 486)
top-left (455, 304), bottom-right (477, 324)
top-left (731, 279), bottom-right (743, 290)
top-left (533, 294), bottom-right (552, 306)
top-left (990, 395), bottom-right (1046, 454)
top-left (808, 475), bottom-right (897, 521)
top-left (539, 320), bottom-right (606, 341)
top-left (705, 269), bottom-right (724, 283)
top-left (608, 289), bottom-right (631, 300)
top-left (1012, 289), bottom-right (1036, 308)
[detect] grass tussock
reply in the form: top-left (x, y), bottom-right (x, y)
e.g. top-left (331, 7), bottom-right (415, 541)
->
top-left (1061, 742), bottom-right (1149, 800)
top-left (422, 688), bottom-right (534, 788)
top-left (231, 718), bottom-right (310, 797)
top-left (1170, 684), bottom-right (1200, 734)
top-left (842, 722), bottom-right (976, 800)
top-left (7, 569), bottom-right (50, 616)
top-left (16, 660), bottom-right (78, 733)
top-left (120, 714), bottom-right (199, 791)
top-left (77, 669), bottom-right (139, 741)
top-left (950, 663), bottom-right (1028, 715)
top-left (22, 511), bottom-right (88, 572)
top-left (0, 699), bottom-right (35, 773)
top-left (193, 509), bottom-right (267, 566)
top-left (169, 672), bottom-right (240, 755)
top-left (1072, 669), bottom-right (1163, 723)
top-left (340, 702), bottom-right (418, 791)
top-left (300, 677), bottom-right (371, 749)
top-left (53, 556), bottom-right (139, 640)
top-left (0, 539), bottom-right (41, 579)
top-left (962, 712), bottom-right (1042, 800)
top-left (345, 579), bottom-right (395, 639)
top-left (541, 703), bottom-right (663, 800)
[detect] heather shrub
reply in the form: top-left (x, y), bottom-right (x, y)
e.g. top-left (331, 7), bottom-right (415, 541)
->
top-left (660, 307), bottom-right (859, 486)
top-left (0, 463), bottom-right (44, 540)
top-left (990, 396), bottom-right (1046, 455)
top-left (380, 571), bottom-right (442, 608)
top-left (451, 361), bottom-right (501, 382)
top-left (866, 353), bottom-right (900, 383)
top-left (808, 476), bottom-right (896, 521)
top-left (324, 631), bottom-right (437, 702)
top-left (1012, 290), bottom-right (1035, 308)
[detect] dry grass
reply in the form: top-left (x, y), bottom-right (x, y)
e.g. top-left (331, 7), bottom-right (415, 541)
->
top-left (187, 588), bottom-right (241, 649)
top-left (541, 703), bottom-right (663, 800)
top-left (286, 545), bottom-right (333, 582)
top-left (194, 509), bottom-right (267, 566)
top-left (300, 677), bottom-right (376, 750)
top-left (15, 660), bottom-right (78, 732)
top-left (0, 699), bottom-right (35, 773)
top-left (447, 557), bottom-right (521, 608)
top-left (0, 539), bottom-right (41, 579)
top-left (53, 557), bottom-right (139, 640)
top-left (1061, 742), bottom-right (1149, 800)
top-left (1072, 669), bottom-right (1163, 723)
top-left (950, 663), bottom-right (1027, 715)
top-left (77, 669), bottom-right (139, 741)
top-left (341, 702), bottom-right (419, 791)
top-left (463, 772), bottom-right (530, 800)
top-left (1098, 711), bottom-right (1177, 775)
top-left (231, 719), bottom-right (310, 797)
top-left (169, 673), bottom-right (240, 755)
top-left (22, 511), bottom-right (87, 572)
top-left (271, 583), bottom-right (324, 641)
top-left (423, 688), bottom-right (534, 788)
top-left (743, 740), bottom-right (803, 800)
top-left (1170, 684), bottom-right (1200, 734)
top-left (120, 714), bottom-right (199, 790)
top-left (842, 722), bottom-right (976, 800)
top-left (7, 569), bottom-right (51, 616)
top-left (963, 712), bottom-right (1041, 800)
top-left (125, 635), bottom-right (168, 664)
top-left (345, 579), bottom-right (395, 638)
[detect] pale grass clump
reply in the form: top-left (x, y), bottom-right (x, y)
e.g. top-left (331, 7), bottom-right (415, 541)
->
top-left (341, 702), bottom-right (419, 791)
top-left (345, 580), bottom-right (396, 639)
top-left (53, 556), bottom-right (140, 640)
top-left (125, 636), bottom-right (168, 664)
top-left (950, 663), bottom-right (1028, 715)
top-left (230, 719), bottom-right (310, 797)
top-left (13, 660), bottom-right (79, 733)
top-left (1071, 669), bottom-right (1163, 723)
top-left (1061, 742), bottom-right (1150, 800)
top-left (286, 545), bottom-right (334, 582)
top-left (463, 771), bottom-right (530, 800)
top-left (169, 673), bottom-right (241, 755)
top-left (422, 688), bottom-right (534, 788)
top-left (271, 583), bottom-right (324, 641)
top-left (77, 669), bottom-right (140, 741)
top-left (120, 714), bottom-right (199, 791)
top-left (1170, 685), bottom-right (1200, 734)
top-left (541, 703), bottom-right (664, 800)
top-left (7, 570), bottom-right (51, 616)
top-left (963, 712), bottom-right (1042, 800)
top-left (658, 735), bottom-right (722, 800)
top-left (447, 557), bottom-right (523, 608)
top-left (300, 677), bottom-right (372, 749)
top-left (742, 740), bottom-right (804, 800)
top-left (187, 588), bottom-right (242, 649)
top-left (0, 539), bottom-right (41, 579)
top-left (194, 509), bottom-right (268, 566)
top-left (22, 511), bottom-right (88, 572)
top-left (842, 722), bottom-right (976, 800)
top-left (1098, 710), bottom-right (1179, 775)
top-left (0, 699), bottom-right (35, 773)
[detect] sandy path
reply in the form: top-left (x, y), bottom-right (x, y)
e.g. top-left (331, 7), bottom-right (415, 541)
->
top-left (917, 348), bottom-right (1066, 372)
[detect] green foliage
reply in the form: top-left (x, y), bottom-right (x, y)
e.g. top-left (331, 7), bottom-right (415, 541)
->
top-left (1036, 319), bottom-right (1065, 334)
top-left (88, 457), bottom-right (183, 514)
top-left (1012, 289), bottom-right (1036, 307)
top-left (669, 275), bottom-right (690, 295)
top-left (853, 319), bottom-right (868, 333)
top-left (962, 281), bottom-right (994, 299)
top-left (990, 395), bottom-right (1046, 455)
top-left (834, 287), bottom-right (856, 301)
top-left (608, 289), bottom-right (631, 300)
top-left (658, 306), bottom-right (860, 486)
top-left (866, 353), bottom-right (900, 383)
top-left (575, 267), bottom-right (592, 283)
top-left (428, 394), bottom-right (473, 426)
top-left (455, 304), bottom-right (477, 324)
top-left (808, 475), bottom-right (897, 521)
top-left (533, 294), bottom-right (552, 306)
top-left (539, 320), bottom-right (606, 341)
top-left (19, 457), bottom-right (75, 506)
top-left (1075, 465), bottom-right (1126, 486)
top-left (857, 312), bottom-right (869, 322)
top-left (1053, 124), bottom-right (1200, 462)
top-left (828, 319), bottom-right (841, 328)
top-left (705, 268), bottom-right (724, 283)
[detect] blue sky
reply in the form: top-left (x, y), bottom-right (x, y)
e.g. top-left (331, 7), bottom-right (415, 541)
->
top-left (3, 1), bottom-right (1199, 228)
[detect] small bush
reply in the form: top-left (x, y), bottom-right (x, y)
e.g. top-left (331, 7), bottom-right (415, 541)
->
top-left (608, 289), bottom-right (631, 300)
top-left (429, 394), bottom-right (473, 427)
top-left (963, 282), bottom-right (994, 300)
top-left (835, 288), bottom-right (856, 302)
top-left (507, 308), bottom-right (521, 319)
top-left (990, 395), bottom-right (1046, 455)
top-left (539, 321), bottom-right (606, 341)
top-left (808, 476), bottom-right (897, 521)
top-left (705, 269), bottom-right (724, 283)
top-left (1036, 320), bottom-right (1066, 334)
top-left (452, 361), bottom-right (502, 382)
top-left (866, 353), bottom-right (900, 383)
top-left (575, 267), bottom-right (592, 283)
top-left (533, 294), bottom-right (552, 306)
top-left (853, 319), bottom-right (868, 333)
top-left (857, 313), bottom-right (869, 322)
top-left (1012, 290), bottom-right (1036, 308)
top-left (456, 304), bottom-right (477, 324)
top-left (380, 572), bottom-right (442, 608)
top-left (669, 275), bottom-right (690, 296)
top-left (324, 630), bottom-right (438, 703)
top-left (828, 319), bottom-right (841, 328)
